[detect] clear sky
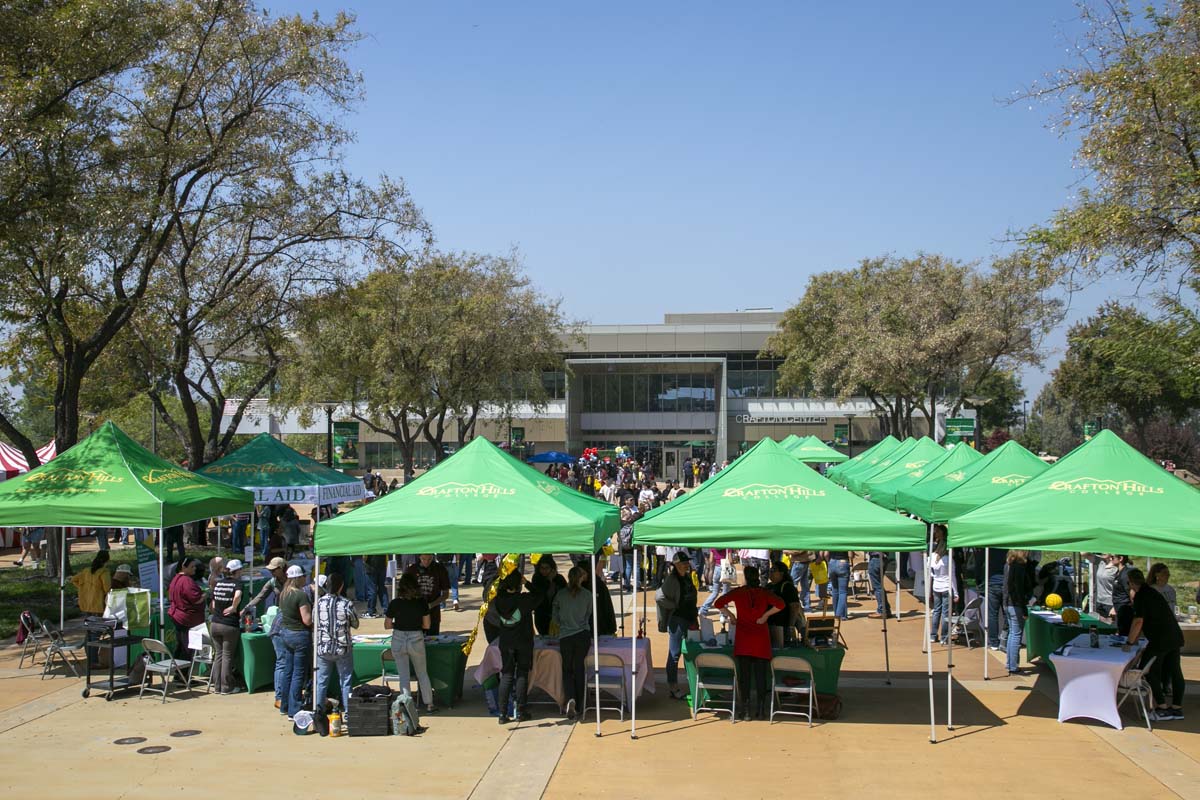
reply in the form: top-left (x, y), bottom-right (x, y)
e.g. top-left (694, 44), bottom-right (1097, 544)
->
top-left (267, 0), bottom-right (1133, 400)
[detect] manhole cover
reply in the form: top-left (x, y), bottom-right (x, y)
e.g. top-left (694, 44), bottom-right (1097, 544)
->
top-left (114, 737), bottom-right (146, 746)
top-left (169, 730), bottom-right (201, 738)
top-left (137, 746), bottom-right (171, 755)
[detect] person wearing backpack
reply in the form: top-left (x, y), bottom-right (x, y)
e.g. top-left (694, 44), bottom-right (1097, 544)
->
top-left (492, 571), bottom-right (545, 724)
top-left (384, 574), bottom-right (436, 714)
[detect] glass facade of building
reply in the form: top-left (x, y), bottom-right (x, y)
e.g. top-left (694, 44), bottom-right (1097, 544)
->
top-left (575, 368), bottom-right (717, 414)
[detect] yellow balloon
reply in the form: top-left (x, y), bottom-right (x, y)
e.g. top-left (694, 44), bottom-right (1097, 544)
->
top-left (1045, 593), bottom-right (1063, 610)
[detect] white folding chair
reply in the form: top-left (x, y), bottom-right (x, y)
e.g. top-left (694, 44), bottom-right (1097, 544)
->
top-left (187, 626), bottom-right (215, 694)
top-left (583, 652), bottom-right (628, 722)
top-left (949, 596), bottom-right (983, 649)
top-left (769, 655), bottom-right (814, 726)
top-left (138, 638), bottom-right (192, 703)
top-left (40, 621), bottom-right (85, 679)
top-left (692, 652), bottom-right (738, 721)
top-left (850, 561), bottom-right (870, 598)
top-left (18, 611), bottom-right (50, 669)
top-left (1117, 654), bottom-right (1156, 731)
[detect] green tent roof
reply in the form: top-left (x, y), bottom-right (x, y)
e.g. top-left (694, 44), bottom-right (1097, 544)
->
top-left (632, 438), bottom-right (925, 551)
top-left (947, 430), bottom-right (1200, 558)
top-left (866, 442), bottom-right (983, 511)
top-left (844, 437), bottom-right (926, 495)
top-left (315, 436), bottom-right (620, 556)
top-left (777, 434), bottom-right (805, 451)
top-left (196, 433), bottom-right (366, 506)
top-left (827, 435), bottom-right (901, 486)
top-left (784, 435), bottom-right (849, 464)
top-left (0, 421), bottom-right (253, 528)
top-left (898, 440), bottom-right (1048, 523)
top-left (857, 437), bottom-right (949, 498)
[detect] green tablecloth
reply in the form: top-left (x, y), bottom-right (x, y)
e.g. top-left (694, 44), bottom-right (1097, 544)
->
top-left (239, 633), bottom-right (467, 707)
top-left (1024, 610), bottom-right (1117, 670)
top-left (681, 640), bottom-right (845, 708)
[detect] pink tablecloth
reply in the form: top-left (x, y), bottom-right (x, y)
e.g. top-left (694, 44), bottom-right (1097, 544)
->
top-left (475, 635), bottom-right (655, 705)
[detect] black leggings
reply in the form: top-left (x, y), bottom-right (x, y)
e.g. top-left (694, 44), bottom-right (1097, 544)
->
top-left (1144, 647), bottom-right (1184, 707)
top-left (559, 630), bottom-right (590, 711)
top-left (736, 655), bottom-right (769, 715)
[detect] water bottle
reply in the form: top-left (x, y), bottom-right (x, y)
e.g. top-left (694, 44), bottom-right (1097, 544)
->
top-left (1089, 625), bottom-right (1099, 648)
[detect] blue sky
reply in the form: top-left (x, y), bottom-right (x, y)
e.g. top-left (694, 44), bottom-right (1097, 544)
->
top-left (268, 0), bottom-right (1134, 400)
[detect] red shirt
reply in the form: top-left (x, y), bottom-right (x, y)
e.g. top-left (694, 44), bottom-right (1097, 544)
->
top-left (167, 574), bottom-right (205, 627)
top-left (714, 587), bottom-right (785, 660)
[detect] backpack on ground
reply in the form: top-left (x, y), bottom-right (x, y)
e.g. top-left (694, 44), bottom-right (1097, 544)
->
top-left (391, 692), bottom-right (422, 736)
top-left (814, 692), bottom-right (842, 720)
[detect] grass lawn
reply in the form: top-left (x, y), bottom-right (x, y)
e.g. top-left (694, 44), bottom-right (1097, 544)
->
top-left (1041, 551), bottom-right (1200, 607)
top-left (0, 546), bottom-right (223, 640)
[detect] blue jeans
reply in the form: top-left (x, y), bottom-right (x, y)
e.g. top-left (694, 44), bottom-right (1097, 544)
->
top-left (316, 650), bottom-right (353, 714)
top-left (365, 570), bottom-right (387, 614)
top-left (96, 529), bottom-right (109, 551)
top-left (352, 557), bottom-right (368, 601)
top-left (698, 578), bottom-right (730, 616)
top-left (621, 553), bottom-right (634, 588)
top-left (869, 554), bottom-right (890, 615)
top-left (1005, 606), bottom-right (1023, 672)
top-left (666, 617), bottom-right (688, 687)
top-left (271, 633), bottom-right (286, 702)
top-left (279, 628), bottom-right (311, 718)
top-left (446, 561), bottom-right (460, 603)
top-left (931, 591), bottom-right (950, 642)
top-left (459, 555), bottom-right (474, 584)
top-left (828, 559), bottom-right (850, 619)
top-left (258, 523), bottom-right (272, 558)
top-left (232, 519), bottom-right (248, 552)
top-left (987, 575), bottom-right (1004, 648)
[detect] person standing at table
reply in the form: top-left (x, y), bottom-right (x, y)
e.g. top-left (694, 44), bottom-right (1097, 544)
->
top-left (1146, 563), bottom-right (1177, 610)
top-left (245, 556), bottom-right (288, 710)
top-left (167, 557), bottom-right (205, 661)
top-left (714, 565), bottom-right (785, 720)
top-left (553, 566), bottom-right (593, 721)
top-left (1090, 553), bottom-right (1119, 617)
top-left (929, 538), bottom-right (955, 645)
top-left (658, 551), bottom-right (699, 700)
top-left (405, 554), bottom-right (451, 635)
top-left (315, 572), bottom-right (359, 719)
top-left (492, 572), bottom-right (544, 724)
top-left (277, 565), bottom-right (312, 721)
top-left (209, 559), bottom-right (244, 695)
top-left (1111, 555), bottom-right (1135, 636)
top-left (71, 551), bottom-right (111, 617)
top-left (1124, 568), bottom-right (1185, 721)
top-left (1002, 550), bottom-right (1032, 676)
top-left (531, 555), bottom-right (566, 636)
top-left (579, 556), bottom-right (617, 636)
top-left (385, 574), bottom-right (435, 714)
top-left (767, 561), bottom-right (801, 647)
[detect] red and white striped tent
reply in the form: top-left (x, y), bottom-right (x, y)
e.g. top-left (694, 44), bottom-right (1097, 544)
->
top-left (0, 440), bottom-right (74, 547)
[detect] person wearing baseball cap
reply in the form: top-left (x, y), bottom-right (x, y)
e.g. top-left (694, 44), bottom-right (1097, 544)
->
top-left (278, 564), bottom-right (313, 720)
top-left (658, 551), bottom-right (698, 700)
top-left (209, 560), bottom-right (245, 694)
top-left (245, 556), bottom-right (290, 709)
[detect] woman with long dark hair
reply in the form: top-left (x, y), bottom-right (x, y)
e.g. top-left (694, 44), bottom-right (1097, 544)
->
top-left (276, 566), bottom-right (312, 720)
top-left (552, 566), bottom-right (593, 720)
top-left (167, 556), bottom-right (205, 660)
top-left (1003, 550), bottom-right (1032, 676)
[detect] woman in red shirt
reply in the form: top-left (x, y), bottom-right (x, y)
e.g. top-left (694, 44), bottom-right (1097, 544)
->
top-left (714, 564), bottom-right (784, 721)
top-left (167, 557), bottom-right (205, 660)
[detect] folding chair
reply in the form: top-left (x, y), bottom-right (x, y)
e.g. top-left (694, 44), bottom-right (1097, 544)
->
top-left (18, 611), bottom-right (50, 669)
top-left (138, 638), bottom-right (192, 703)
top-left (850, 561), bottom-right (870, 598)
top-left (187, 626), bottom-right (215, 694)
top-left (40, 621), bottom-right (85, 679)
top-left (805, 614), bottom-right (847, 649)
top-left (692, 652), bottom-right (737, 721)
top-left (380, 648), bottom-right (404, 693)
top-left (769, 655), bottom-right (814, 725)
top-left (949, 596), bottom-right (983, 649)
top-left (1117, 655), bottom-right (1156, 731)
top-left (583, 652), bottom-right (628, 722)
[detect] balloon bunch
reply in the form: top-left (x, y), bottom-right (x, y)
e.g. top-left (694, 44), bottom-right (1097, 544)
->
top-left (461, 553), bottom-right (522, 657)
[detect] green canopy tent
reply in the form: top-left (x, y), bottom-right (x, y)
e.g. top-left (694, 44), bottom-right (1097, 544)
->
top-left (827, 435), bottom-right (900, 485)
top-left (0, 421), bottom-right (253, 627)
top-left (898, 440), bottom-right (1049, 523)
top-left (315, 435), bottom-right (620, 736)
top-left (867, 443), bottom-right (983, 511)
top-left (777, 434), bottom-right (805, 451)
top-left (784, 434), bottom-right (850, 464)
top-left (941, 429), bottom-right (1200, 730)
top-left (847, 437), bottom-right (938, 496)
top-left (197, 433), bottom-right (366, 507)
top-left (629, 437), bottom-right (925, 737)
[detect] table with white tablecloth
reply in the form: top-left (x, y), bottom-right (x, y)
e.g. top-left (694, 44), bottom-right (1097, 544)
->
top-left (1048, 633), bottom-right (1144, 730)
top-left (475, 635), bottom-right (655, 706)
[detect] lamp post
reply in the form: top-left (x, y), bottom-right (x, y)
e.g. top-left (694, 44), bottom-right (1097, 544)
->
top-left (319, 402), bottom-right (337, 467)
top-left (845, 412), bottom-right (856, 459)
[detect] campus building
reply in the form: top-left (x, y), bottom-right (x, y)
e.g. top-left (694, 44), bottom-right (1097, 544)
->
top-left (227, 311), bottom-right (949, 480)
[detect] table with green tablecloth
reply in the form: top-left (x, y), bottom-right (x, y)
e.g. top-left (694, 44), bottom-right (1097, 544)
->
top-left (682, 640), bottom-right (845, 708)
top-left (1024, 610), bottom-right (1117, 670)
top-left (239, 632), bottom-right (467, 707)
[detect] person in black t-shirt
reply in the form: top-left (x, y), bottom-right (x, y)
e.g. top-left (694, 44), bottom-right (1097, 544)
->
top-left (1111, 557), bottom-right (1134, 636)
top-left (384, 574), bottom-right (435, 711)
top-left (767, 561), bottom-right (801, 647)
top-left (404, 554), bottom-right (451, 635)
top-left (1125, 568), bottom-right (1185, 721)
top-left (209, 560), bottom-right (244, 694)
top-left (491, 572), bottom-right (544, 724)
top-left (530, 556), bottom-right (567, 636)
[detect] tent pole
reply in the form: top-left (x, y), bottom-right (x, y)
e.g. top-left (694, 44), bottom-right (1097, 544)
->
top-left (983, 549), bottom-right (990, 681)
top-left (1089, 556), bottom-right (1096, 615)
top-left (946, 546), bottom-right (955, 731)
top-left (925, 524), bottom-right (936, 743)
top-left (630, 545), bottom-right (638, 740)
top-left (619, 551), bottom-right (625, 637)
top-left (591, 551), bottom-right (601, 738)
top-left (881, 593), bottom-right (891, 685)
top-left (158, 528), bottom-right (165, 636)
top-left (895, 551), bottom-right (901, 619)
top-left (59, 528), bottom-right (66, 630)
top-left (313, 554), bottom-right (320, 712)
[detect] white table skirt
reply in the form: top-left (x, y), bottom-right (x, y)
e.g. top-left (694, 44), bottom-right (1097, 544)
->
top-left (475, 635), bottom-right (655, 704)
top-left (1049, 633), bottom-right (1143, 730)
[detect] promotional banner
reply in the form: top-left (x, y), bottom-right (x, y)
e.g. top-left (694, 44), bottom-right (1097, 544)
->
top-left (332, 421), bottom-right (359, 468)
top-left (136, 538), bottom-right (160, 600)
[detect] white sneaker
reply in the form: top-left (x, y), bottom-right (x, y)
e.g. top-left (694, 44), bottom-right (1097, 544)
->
top-left (565, 698), bottom-right (576, 720)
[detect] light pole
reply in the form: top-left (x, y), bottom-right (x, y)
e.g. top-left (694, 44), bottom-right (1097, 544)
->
top-left (845, 412), bottom-right (857, 459)
top-left (319, 402), bottom-right (337, 467)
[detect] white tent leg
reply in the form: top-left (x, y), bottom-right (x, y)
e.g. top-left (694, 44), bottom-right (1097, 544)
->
top-left (946, 546), bottom-right (955, 731)
top-left (619, 555), bottom-right (625, 637)
top-left (895, 551), bottom-right (901, 619)
top-left (630, 546), bottom-right (639, 740)
top-left (591, 551), bottom-right (601, 738)
top-left (925, 524), bottom-right (936, 743)
top-left (59, 528), bottom-right (66, 630)
top-left (983, 549), bottom-right (990, 681)
top-left (313, 554), bottom-right (321, 712)
top-left (158, 528), bottom-right (165, 635)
